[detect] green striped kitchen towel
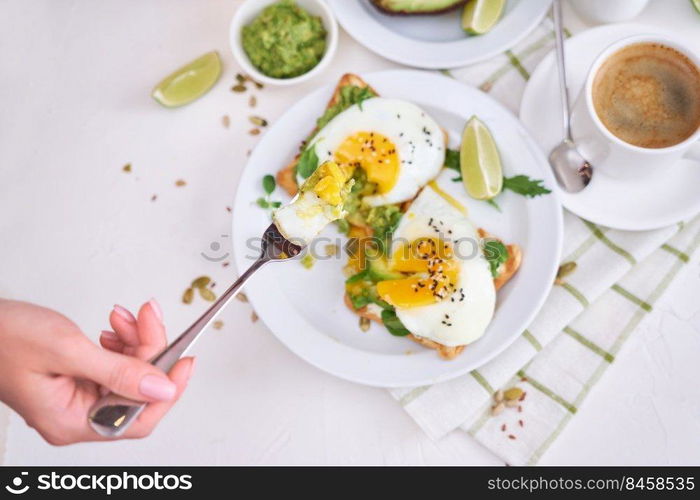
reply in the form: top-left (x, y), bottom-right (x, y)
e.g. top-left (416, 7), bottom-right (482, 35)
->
top-left (389, 18), bottom-right (700, 465)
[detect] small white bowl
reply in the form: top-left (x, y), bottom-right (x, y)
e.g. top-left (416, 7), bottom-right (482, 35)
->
top-left (230, 0), bottom-right (338, 86)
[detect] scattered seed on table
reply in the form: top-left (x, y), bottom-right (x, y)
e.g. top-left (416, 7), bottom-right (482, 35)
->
top-left (491, 403), bottom-right (504, 416)
top-left (182, 288), bottom-right (194, 304)
top-left (231, 84), bottom-right (246, 93)
top-left (235, 73), bottom-right (246, 83)
top-left (175, 179), bottom-right (187, 187)
top-left (151, 194), bottom-right (157, 202)
top-left (249, 128), bottom-right (260, 136)
top-left (505, 399), bottom-right (519, 408)
top-left (508, 434), bottom-right (516, 440)
top-left (494, 390), bottom-right (504, 403)
top-left (251, 310), bottom-right (258, 322)
top-left (213, 320), bottom-right (224, 330)
top-left (122, 163), bottom-right (132, 173)
top-left (519, 391), bottom-right (527, 402)
top-left (518, 405), bottom-right (523, 413)
top-left (501, 424), bottom-right (506, 432)
top-left (236, 293), bottom-right (248, 303)
top-left (199, 287), bottom-right (216, 302)
top-left (518, 420), bottom-right (524, 427)
top-left (249, 116), bottom-right (267, 127)
top-left (222, 115), bottom-right (230, 128)
top-left (504, 387), bottom-right (523, 401)
top-left (222, 261), bottom-right (230, 267)
top-left (191, 276), bottom-right (211, 288)
top-left (226, 206), bottom-right (232, 213)
top-left (249, 95), bottom-right (257, 107)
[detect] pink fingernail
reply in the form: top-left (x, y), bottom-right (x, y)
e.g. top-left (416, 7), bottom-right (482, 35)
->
top-left (139, 375), bottom-right (176, 401)
top-left (148, 298), bottom-right (163, 323)
top-left (100, 330), bottom-right (119, 341)
top-left (113, 305), bottom-right (136, 324)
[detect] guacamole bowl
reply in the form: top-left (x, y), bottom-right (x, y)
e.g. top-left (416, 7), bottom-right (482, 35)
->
top-left (230, 0), bottom-right (339, 86)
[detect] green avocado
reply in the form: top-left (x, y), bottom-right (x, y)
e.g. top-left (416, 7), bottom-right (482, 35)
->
top-left (370, 0), bottom-right (467, 15)
top-left (368, 257), bottom-right (404, 282)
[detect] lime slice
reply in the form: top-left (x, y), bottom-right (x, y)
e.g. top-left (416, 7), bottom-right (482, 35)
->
top-left (152, 51), bottom-right (221, 108)
top-left (462, 0), bottom-right (506, 35)
top-left (460, 116), bottom-right (503, 200)
top-left (692, 0), bottom-right (700, 13)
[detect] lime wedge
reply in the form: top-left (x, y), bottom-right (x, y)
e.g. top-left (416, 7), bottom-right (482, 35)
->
top-left (692, 0), bottom-right (700, 13)
top-left (462, 0), bottom-right (506, 35)
top-left (152, 51), bottom-right (221, 108)
top-left (460, 116), bottom-right (503, 200)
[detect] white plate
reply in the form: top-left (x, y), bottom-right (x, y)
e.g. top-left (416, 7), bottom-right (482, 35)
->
top-left (520, 23), bottom-right (700, 231)
top-left (232, 70), bottom-right (562, 387)
top-left (328, 0), bottom-right (551, 69)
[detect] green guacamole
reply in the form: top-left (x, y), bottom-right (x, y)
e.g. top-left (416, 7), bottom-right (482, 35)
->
top-left (242, 0), bottom-right (327, 79)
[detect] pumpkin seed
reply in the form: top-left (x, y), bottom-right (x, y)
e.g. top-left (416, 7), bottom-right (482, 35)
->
top-left (231, 84), bottom-right (246, 93)
top-left (504, 387), bottom-right (523, 401)
top-left (199, 287), bottom-right (216, 302)
top-left (182, 287), bottom-right (194, 304)
top-left (235, 73), bottom-right (246, 83)
top-left (249, 116), bottom-right (268, 127)
top-left (359, 317), bottom-right (370, 332)
top-left (236, 292), bottom-right (248, 303)
top-left (191, 276), bottom-right (211, 288)
top-left (557, 261), bottom-right (577, 280)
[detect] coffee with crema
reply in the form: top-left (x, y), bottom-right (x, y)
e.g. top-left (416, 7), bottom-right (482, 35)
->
top-left (592, 42), bottom-right (700, 149)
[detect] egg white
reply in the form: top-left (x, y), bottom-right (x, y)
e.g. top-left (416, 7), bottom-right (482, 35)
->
top-left (391, 187), bottom-right (496, 347)
top-left (309, 98), bottom-right (445, 206)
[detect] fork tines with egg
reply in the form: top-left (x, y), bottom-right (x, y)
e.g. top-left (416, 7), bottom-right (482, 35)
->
top-left (274, 73), bottom-right (521, 360)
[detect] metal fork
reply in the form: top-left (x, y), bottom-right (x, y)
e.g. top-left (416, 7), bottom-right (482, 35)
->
top-left (87, 223), bottom-right (303, 437)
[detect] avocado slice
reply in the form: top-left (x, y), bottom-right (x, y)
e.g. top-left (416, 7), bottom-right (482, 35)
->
top-left (370, 0), bottom-right (467, 15)
top-left (367, 257), bottom-right (404, 282)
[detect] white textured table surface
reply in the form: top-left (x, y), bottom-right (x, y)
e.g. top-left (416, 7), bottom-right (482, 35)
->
top-left (0, 0), bottom-right (699, 465)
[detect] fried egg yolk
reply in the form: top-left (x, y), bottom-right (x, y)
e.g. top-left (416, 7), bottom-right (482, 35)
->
top-left (310, 161), bottom-right (353, 206)
top-left (377, 237), bottom-right (460, 308)
top-left (333, 132), bottom-right (399, 195)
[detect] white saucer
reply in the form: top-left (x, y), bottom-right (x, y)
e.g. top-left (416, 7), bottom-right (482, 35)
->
top-left (520, 23), bottom-right (700, 231)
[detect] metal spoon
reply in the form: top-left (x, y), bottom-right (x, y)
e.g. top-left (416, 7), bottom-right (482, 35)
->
top-left (548, 0), bottom-right (592, 192)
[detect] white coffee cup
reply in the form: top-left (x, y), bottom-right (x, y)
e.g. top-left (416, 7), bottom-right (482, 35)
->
top-left (570, 35), bottom-right (700, 180)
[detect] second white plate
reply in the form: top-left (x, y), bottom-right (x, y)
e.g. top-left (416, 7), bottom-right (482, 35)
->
top-left (328, 0), bottom-right (552, 69)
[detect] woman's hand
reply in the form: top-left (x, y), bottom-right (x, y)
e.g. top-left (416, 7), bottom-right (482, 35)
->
top-left (0, 299), bottom-right (194, 445)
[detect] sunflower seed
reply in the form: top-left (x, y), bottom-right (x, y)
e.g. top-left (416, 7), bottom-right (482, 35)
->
top-left (175, 179), bottom-right (186, 187)
top-left (556, 261), bottom-right (577, 280)
top-left (236, 292), bottom-right (248, 303)
top-left (182, 287), bottom-right (194, 304)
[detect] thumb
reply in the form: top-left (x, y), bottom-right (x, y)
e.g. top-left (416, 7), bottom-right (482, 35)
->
top-left (67, 341), bottom-right (177, 403)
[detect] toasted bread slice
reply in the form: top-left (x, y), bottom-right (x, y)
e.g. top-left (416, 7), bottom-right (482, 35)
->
top-left (344, 229), bottom-right (522, 360)
top-left (276, 74), bottom-right (378, 197)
